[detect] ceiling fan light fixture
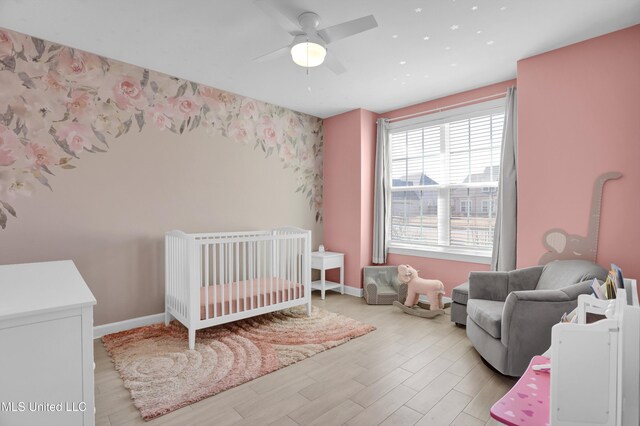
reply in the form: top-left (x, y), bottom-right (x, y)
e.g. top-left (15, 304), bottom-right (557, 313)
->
top-left (290, 40), bottom-right (326, 68)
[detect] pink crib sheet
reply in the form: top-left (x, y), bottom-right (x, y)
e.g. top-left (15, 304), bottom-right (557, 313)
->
top-left (199, 278), bottom-right (304, 319)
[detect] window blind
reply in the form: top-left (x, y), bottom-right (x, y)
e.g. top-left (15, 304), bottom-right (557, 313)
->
top-left (389, 106), bottom-right (505, 252)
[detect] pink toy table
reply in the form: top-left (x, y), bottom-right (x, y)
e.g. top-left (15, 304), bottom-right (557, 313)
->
top-left (490, 356), bottom-right (550, 426)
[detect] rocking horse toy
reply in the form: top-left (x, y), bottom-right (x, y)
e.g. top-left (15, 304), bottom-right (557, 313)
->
top-left (392, 264), bottom-right (449, 318)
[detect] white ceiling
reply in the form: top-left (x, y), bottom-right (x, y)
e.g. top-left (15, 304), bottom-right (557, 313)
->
top-left (0, 0), bottom-right (638, 118)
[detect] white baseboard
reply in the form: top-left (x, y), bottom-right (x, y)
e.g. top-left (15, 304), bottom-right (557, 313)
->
top-left (93, 313), bottom-right (164, 339)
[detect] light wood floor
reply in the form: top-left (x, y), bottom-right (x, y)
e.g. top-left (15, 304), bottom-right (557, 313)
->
top-left (95, 293), bottom-right (515, 426)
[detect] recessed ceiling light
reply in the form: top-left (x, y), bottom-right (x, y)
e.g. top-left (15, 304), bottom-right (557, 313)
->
top-left (415, 7), bottom-right (422, 12)
top-left (392, 34), bottom-right (399, 39)
top-left (401, 82), bottom-right (406, 85)
top-left (500, 6), bottom-right (507, 11)
top-left (450, 24), bottom-right (460, 30)
top-left (423, 35), bottom-right (430, 40)
top-left (450, 63), bottom-right (457, 67)
top-left (393, 77), bottom-right (398, 81)
top-left (476, 30), bottom-right (483, 34)
top-left (445, 46), bottom-right (451, 50)
top-left (405, 73), bottom-right (411, 77)
top-left (486, 40), bottom-right (495, 45)
top-left (424, 75), bottom-right (429, 78)
top-left (471, 6), bottom-right (478, 11)
top-left (399, 60), bottom-right (407, 65)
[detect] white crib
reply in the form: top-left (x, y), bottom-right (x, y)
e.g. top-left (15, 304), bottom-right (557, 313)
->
top-left (165, 227), bottom-right (312, 349)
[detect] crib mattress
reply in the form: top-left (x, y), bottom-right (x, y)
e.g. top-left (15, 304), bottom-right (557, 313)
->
top-left (199, 278), bottom-right (304, 320)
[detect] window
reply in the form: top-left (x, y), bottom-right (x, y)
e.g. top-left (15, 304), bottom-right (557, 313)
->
top-left (460, 200), bottom-right (471, 215)
top-left (481, 199), bottom-right (491, 214)
top-left (388, 99), bottom-right (504, 260)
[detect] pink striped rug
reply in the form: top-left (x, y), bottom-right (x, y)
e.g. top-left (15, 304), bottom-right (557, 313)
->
top-left (102, 306), bottom-right (375, 420)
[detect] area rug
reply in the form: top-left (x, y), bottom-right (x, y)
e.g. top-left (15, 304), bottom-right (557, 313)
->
top-left (102, 306), bottom-right (375, 420)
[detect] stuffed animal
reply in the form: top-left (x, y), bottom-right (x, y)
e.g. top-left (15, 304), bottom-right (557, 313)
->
top-left (393, 264), bottom-right (445, 318)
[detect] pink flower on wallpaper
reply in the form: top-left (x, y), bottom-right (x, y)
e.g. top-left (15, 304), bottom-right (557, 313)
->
top-left (286, 116), bottom-right (302, 138)
top-left (240, 100), bottom-right (259, 119)
top-left (66, 90), bottom-right (94, 120)
top-left (25, 142), bottom-right (56, 168)
top-left (280, 143), bottom-right (295, 162)
top-left (147, 105), bottom-right (173, 131)
top-left (43, 71), bottom-right (68, 94)
top-left (257, 115), bottom-right (280, 148)
top-left (228, 118), bottom-right (254, 144)
top-left (56, 48), bottom-right (101, 82)
top-left (56, 122), bottom-right (93, 154)
top-left (199, 86), bottom-right (237, 115)
top-left (168, 95), bottom-right (200, 119)
top-left (112, 76), bottom-right (145, 110)
top-left (0, 30), bottom-right (14, 57)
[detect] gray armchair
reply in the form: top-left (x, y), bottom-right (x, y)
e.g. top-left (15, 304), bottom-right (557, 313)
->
top-left (466, 260), bottom-right (607, 376)
top-left (363, 266), bottom-right (408, 305)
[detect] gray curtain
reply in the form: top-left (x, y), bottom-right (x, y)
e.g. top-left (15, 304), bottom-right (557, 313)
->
top-left (372, 118), bottom-right (390, 264)
top-left (491, 87), bottom-right (518, 271)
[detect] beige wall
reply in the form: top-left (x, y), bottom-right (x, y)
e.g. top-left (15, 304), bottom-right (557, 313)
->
top-left (0, 126), bottom-right (322, 325)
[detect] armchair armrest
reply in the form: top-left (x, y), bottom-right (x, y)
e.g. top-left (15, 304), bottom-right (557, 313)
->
top-left (500, 281), bottom-right (593, 372)
top-left (507, 265), bottom-right (544, 292)
top-left (469, 271), bottom-right (508, 301)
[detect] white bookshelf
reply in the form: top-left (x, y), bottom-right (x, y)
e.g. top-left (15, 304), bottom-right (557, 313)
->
top-left (550, 280), bottom-right (639, 426)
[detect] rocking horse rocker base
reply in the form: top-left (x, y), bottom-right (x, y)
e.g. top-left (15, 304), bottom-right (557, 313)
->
top-left (393, 301), bottom-right (445, 318)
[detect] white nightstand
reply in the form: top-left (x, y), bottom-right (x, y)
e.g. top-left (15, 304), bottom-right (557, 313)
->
top-left (311, 251), bottom-right (344, 299)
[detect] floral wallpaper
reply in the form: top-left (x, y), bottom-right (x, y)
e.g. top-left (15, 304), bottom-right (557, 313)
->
top-left (0, 28), bottom-right (323, 229)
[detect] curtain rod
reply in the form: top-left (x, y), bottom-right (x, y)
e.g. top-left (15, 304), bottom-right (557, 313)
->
top-left (386, 91), bottom-right (507, 123)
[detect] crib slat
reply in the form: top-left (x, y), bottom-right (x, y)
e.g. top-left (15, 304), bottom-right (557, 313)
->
top-left (220, 242), bottom-right (224, 316)
top-left (289, 237), bottom-right (292, 300)
top-left (235, 242), bottom-right (240, 314)
top-left (250, 241), bottom-right (254, 310)
top-left (212, 243), bottom-right (217, 319)
top-left (228, 242), bottom-right (232, 315)
top-left (257, 241), bottom-right (261, 308)
top-left (243, 242), bottom-right (247, 313)
top-left (204, 244), bottom-right (209, 320)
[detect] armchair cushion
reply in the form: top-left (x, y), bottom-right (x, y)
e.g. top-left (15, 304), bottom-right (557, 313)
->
top-left (469, 271), bottom-right (508, 301)
top-left (467, 299), bottom-right (505, 339)
top-left (451, 282), bottom-right (469, 305)
top-left (536, 259), bottom-right (608, 290)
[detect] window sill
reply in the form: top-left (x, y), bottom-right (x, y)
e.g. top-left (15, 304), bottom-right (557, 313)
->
top-left (388, 244), bottom-right (492, 265)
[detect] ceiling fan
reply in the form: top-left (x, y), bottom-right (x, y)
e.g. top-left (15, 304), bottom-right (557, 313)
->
top-left (253, 0), bottom-right (378, 74)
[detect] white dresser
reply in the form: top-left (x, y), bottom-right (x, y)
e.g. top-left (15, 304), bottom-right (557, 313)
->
top-left (0, 261), bottom-right (96, 426)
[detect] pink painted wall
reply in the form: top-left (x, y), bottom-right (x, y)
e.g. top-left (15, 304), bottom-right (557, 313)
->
top-left (517, 24), bottom-right (640, 280)
top-left (323, 109), bottom-right (364, 288)
top-left (323, 109), bottom-right (377, 289)
top-left (360, 110), bottom-right (377, 275)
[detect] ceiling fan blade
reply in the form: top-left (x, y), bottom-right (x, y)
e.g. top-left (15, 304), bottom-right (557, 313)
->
top-left (254, 0), bottom-right (301, 34)
top-left (318, 15), bottom-right (378, 44)
top-left (323, 54), bottom-right (347, 75)
top-left (253, 45), bottom-right (290, 63)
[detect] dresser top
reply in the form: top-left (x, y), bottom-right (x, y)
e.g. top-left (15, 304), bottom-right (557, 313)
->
top-left (0, 260), bottom-right (96, 320)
